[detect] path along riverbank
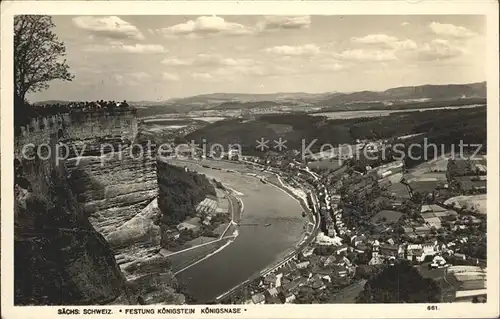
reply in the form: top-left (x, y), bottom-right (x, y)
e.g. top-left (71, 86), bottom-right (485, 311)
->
top-left (166, 158), bottom-right (315, 302)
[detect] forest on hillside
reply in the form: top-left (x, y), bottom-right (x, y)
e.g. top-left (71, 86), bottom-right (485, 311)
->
top-left (157, 163), bottom-right (216, 226)
top-left (186, 107), bottom-right (486, 163)
top-left (356, 261), bottom-right (441, 303)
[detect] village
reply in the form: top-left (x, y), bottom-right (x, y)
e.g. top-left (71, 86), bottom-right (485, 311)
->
top-left (223, 143), bottom-right (487, 305)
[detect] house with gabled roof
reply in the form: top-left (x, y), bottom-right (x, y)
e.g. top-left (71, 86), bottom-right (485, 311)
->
top-left (264, 273), bottom-right (280, 287)
top-left (282, 277), bottom-right (306, 294)
top-left (266, 287), bottom-right (279, 297)
top-left (310, 274), bottom-right (326, 290)
top-left (251, 293), bottom-right (266, 304)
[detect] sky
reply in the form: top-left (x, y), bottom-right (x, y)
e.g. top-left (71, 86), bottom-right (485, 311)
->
top-left (28, 15), bottom-right (486, 102)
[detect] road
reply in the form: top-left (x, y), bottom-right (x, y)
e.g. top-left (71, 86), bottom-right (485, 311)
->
top-left (161, 189), bottom-right (239, 259)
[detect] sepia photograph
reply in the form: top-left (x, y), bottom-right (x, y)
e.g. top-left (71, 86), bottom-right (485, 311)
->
top-left (1, 1), bottom-right (499, 319)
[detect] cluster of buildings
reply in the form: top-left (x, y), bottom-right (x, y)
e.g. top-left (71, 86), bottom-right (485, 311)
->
top-left (226, 146), bottom-right (487, 304)
top-left (342, 173), bottom-right (380, 203)
top-left (166, 190), bottom-right (231, 242)
top-left (237, 160), bottom-right (355, 304)
top-left (313, 185), bottom-right (346, 238)
top-left (246, 246), bottom-right (357, 304)
top-left (371, 160), bottom-right (404, 190)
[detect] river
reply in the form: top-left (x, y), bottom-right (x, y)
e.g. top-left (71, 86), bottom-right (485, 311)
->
top-left (167, 159), bottom-right (306, 302)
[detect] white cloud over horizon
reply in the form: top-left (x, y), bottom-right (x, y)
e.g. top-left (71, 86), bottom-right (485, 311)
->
top-left (162, 72), bottom-right (180, 81)
top-left (73, 16), bottom-right (145, 40)
top-left (335, 49), bottom-right (397, 62)
top-left (159, 15), bottom-right (313, 39)
top-left (84, 41), bottom-right (166, 53)
top-left (115, 72), bottom-right (151, 86)
top-left (256, 16), bottom-right (311, 31)
top-left (351, 34), bottom-right (418, 51)
top-left (29, 15), bottom-right (487, 101)
top-left (414, 39), bottom-right (467, 61)
top-left (429, 21), bottom-right (477, 38)
top-left (264, 44), bottom-right (321, 56)
top-left (191, 72), bottom-right (217, 82)
top-left (160, 16), bottom-right (254, 38)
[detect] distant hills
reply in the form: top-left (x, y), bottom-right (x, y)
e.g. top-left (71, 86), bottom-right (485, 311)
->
top-left (154, 81), bottom-right (486, 108)
top-left (34, 81), bottom-right (486, 114)
top-left (163, 92), bottom-right (332, 105)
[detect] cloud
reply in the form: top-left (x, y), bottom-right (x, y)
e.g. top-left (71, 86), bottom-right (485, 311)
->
top-left (269, 66), bottom-right (302, 76)
top-left (351, 34), bottom-right (399, 44)
top-left (160, 16), bottom-right (253, 38)
top-left (264, 44), bottom-right (320, 56)
top-left (214, 65), bottom-right (267, 77)
top-left (73, 16), bottom-right (145, 40)
top-left (429, 22), bottom-right (476, 38)
top-left (191, 64), bottom-right (265, 81)
top-left (257, 16), bottom-right (311, 31)
top-left (195, 54), bottom-right (255, 67)
top-left (115, 72), bottom-right (151, 86)
top-left (349, 31), bottom-right (470, 62)
top-left (335, 49), bottom-right (397, 62)
top-left (161, 57), bottom-right (192, 66)
top-left (321, 63), bottom-right (346, 71)
top-left (351, 34), bottom-right (417, 50)
top-left (161, 54), bottom-right (255, 68)
top-left (392, 39), bottom-right (418, 50)
top-left (84, 42), bottom-right (166, 53)
top-left (191, 72), bottom-right (218, 82)
top-left (120, 44), bottom-right (166, 53)
top-left (162, 72), bottom-right (180, 81)
top-left (414, 39), bottom-right (466, 61)
top-left (159, 15), bottom-right (314, 39)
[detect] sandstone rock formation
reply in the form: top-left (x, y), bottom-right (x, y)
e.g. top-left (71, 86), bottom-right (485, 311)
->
top-left (62, 118), bottom-right (185, 304)
top-left (14, 143), bottom-right (133, 305)
top-left (14, 111), bottom-right (185, 305)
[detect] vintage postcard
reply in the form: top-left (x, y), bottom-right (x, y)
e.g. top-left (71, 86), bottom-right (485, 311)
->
top-left (1, 1), bottom-right (499, 319)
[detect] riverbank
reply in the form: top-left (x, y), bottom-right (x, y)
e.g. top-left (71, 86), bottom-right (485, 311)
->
top-left (311, 102), bottom-right (485, 119)
top-left (213, 160), bottom-right (321, 303)
top-left (159, 176), bottom-right (242, 276)
top-left (167, 159), bottom-right (308, 302)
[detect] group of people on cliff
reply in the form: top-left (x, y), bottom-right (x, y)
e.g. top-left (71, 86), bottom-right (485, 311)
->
top-left (30, 100), bottom-right (132, 117)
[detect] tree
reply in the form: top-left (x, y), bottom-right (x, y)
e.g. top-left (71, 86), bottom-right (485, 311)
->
top-left (355, 264), bottom-right (376, 279)
top-left (430, 226), bottom-right (437, 235)
top-left (395, 225), bottom-right (405, 236)
top-left (356, 261), bottom-right (441, 303)
top-left (14, 15), bottom-right (73, 109)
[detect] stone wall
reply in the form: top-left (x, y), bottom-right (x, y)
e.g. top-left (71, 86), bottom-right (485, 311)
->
top-left (15, 111), bottom-right (138, 157)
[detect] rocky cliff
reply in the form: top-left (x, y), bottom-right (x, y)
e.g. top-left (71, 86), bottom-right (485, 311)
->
top-left (14, 139), bottom-right (133, 305)
top-left (14, 111), bottom-right (184, 305)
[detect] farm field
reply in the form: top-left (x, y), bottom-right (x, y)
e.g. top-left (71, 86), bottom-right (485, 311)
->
top-left (444, 195), bottom-right (487, 215)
